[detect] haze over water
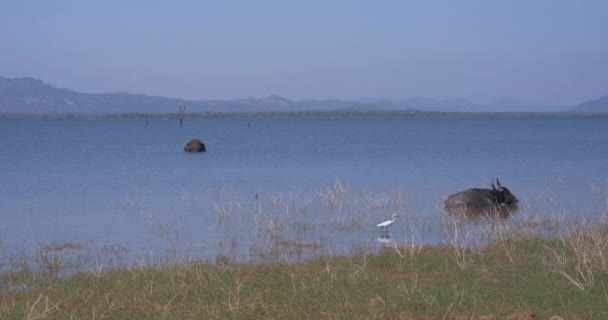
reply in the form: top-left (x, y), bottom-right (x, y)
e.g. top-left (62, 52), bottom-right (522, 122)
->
top-left (1, 117), bottom-right (607, 266)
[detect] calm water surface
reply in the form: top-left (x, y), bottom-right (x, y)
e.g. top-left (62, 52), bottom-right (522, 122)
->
top-left (1, 118), bottom-right (607, 266)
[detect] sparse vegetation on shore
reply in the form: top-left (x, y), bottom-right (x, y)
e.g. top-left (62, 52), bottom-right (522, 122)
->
top-left (1, 181), bottom-right (607, 319)
top-left (1, 178), bottom-right (606, 319)
top-left (1, 231), bottom-right (608, 319)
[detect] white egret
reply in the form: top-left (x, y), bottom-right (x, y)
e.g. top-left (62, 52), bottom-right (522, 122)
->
top-left (377, 214), bottom-right (399, 229)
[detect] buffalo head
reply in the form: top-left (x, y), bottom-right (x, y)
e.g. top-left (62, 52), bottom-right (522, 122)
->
top-left (490, 179), bottom-right (518, 207)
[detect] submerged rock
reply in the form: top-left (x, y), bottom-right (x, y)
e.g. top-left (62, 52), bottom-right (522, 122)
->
top-left (184, 138), bottom-right (206, 152)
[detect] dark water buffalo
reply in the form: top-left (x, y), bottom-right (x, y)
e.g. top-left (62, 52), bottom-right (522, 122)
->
top-left (184, 139), bottom-right (206, 152)
top-left (445, 179), bottom-right (518, 216)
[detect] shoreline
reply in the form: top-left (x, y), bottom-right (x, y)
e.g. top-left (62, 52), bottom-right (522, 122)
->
top-left (2, 110), bottom-right (608, 120)
top-left (1, 223), bottom-right (607, 319)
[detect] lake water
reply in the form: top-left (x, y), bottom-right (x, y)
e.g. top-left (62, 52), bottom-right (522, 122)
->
top-left (1, 118), bottom-right (607, 269)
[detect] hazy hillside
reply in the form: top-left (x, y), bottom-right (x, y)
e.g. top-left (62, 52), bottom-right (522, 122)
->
top-left (0, 76), bottom-right (598, 114)
top-left (568, 95), bottom-right (608, 113)
top-left (0, 77), bottom-right (354, 114)
top-left (0, 77), bottom-right (178, 113)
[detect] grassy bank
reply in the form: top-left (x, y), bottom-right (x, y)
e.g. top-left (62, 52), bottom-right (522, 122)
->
top-left (2, 181), bottom-right (607, 318)
top-left (2, 229), bottom-right (608, 319)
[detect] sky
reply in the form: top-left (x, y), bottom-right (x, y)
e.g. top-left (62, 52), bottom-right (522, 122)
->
top-left (1, 1), bottom-right (607, 105)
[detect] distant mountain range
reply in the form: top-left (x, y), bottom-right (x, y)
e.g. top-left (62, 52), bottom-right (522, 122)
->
top-left (566, 95), bottom-right (608, 113)
top-left (1, 76), bottom-right (606, 114)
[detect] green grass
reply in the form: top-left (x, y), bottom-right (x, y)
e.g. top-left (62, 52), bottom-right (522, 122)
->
top-left (2, 235), bottom-right (607, 319)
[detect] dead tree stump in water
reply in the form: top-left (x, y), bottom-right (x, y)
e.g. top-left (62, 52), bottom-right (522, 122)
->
top-left (178, 100), bottom-right (186, 127)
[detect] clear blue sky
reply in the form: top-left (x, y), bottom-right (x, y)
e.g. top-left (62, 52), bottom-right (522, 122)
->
top-left (1, 1), bottom-right (607, 105)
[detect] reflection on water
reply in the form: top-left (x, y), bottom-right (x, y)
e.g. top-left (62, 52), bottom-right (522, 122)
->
top-left (445, 205), bottom-right (519, 222)
top-left (377, 232), bottom-right (395, 247)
